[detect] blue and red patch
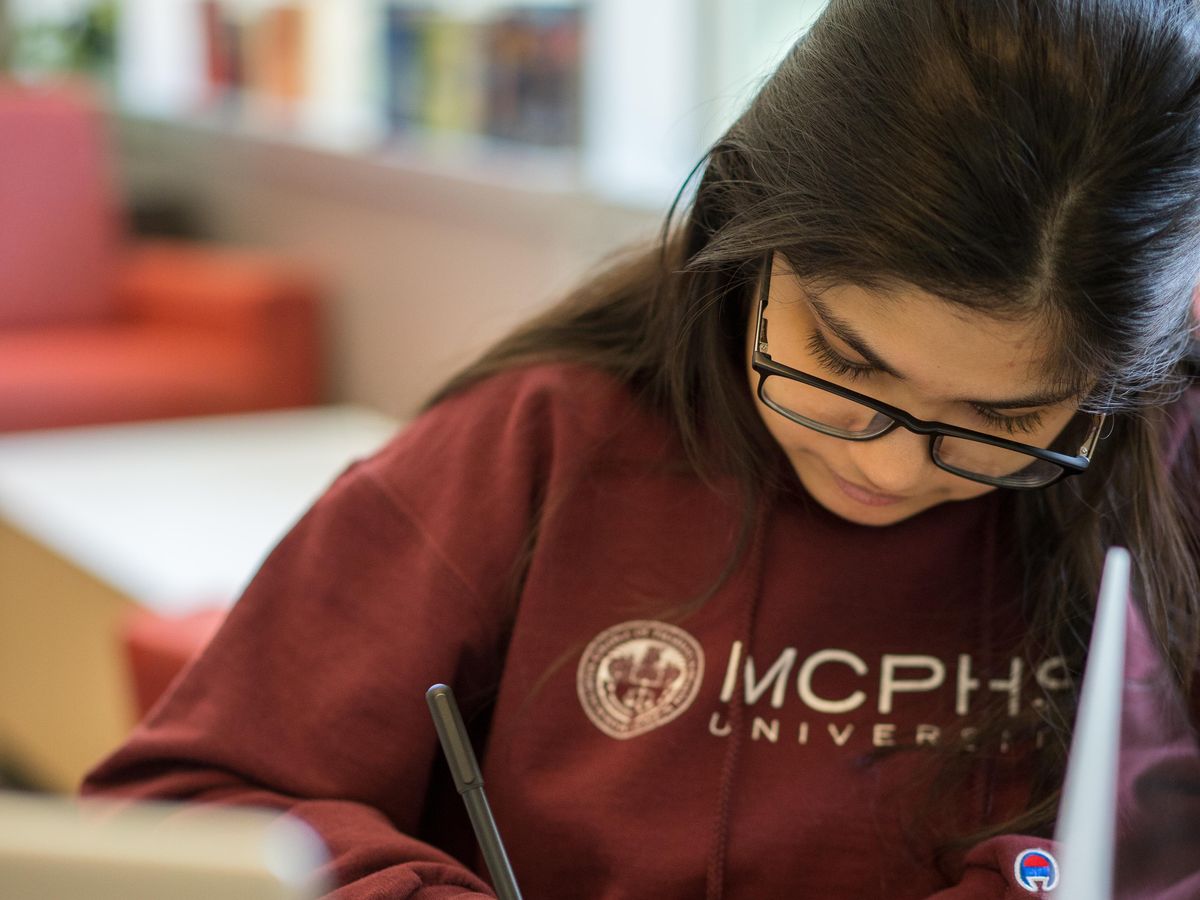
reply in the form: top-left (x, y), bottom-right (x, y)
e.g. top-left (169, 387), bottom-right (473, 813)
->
top-left (1013, 848), bottom-right (1059, 892)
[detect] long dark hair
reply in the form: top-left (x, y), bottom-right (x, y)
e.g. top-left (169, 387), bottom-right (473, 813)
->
top-left (430, 0), bottom-right (1200, 865)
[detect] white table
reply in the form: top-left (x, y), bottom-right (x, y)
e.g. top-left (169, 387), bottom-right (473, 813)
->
top-left (0, 406), bottom-right (399, 791)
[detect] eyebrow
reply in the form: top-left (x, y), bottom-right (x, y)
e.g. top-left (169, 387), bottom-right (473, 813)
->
top-left (806, 296), bottom-right (1078, 410)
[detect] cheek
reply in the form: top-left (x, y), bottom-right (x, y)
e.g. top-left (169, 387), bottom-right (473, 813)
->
top-left (767, 416), bottom-right (819, 455)
top-left (755, 397), bottom-right (840, 468)
top-left (943, 476), bottom-right (996, 502)
top-left (759, 400), bottom-right (993, 497)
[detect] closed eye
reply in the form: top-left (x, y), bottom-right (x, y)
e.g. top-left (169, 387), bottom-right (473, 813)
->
top-left (809, 329), bottom-right (1047, 435)
top-left (806, 330), bottom-right (876, 380)
top-left (969, 404), bottom-right (1045, 436)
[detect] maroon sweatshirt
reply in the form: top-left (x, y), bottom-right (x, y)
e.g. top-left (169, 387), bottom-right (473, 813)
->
top-left (82, 363), bottom-right (1200, 898)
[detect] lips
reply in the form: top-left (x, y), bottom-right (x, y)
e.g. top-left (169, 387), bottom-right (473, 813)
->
top-left (831, 472), bottom-right (906, 507)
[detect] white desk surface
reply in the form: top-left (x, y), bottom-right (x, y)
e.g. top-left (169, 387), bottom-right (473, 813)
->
top-left (0, 406), bottom-right (400, 615)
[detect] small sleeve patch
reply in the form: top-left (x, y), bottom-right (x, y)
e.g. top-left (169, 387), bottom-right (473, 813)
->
top-left (1013, 848), bottom-right (1059, 892)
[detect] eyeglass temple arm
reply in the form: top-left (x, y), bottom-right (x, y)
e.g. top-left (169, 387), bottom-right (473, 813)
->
top-left (755, 266), bottom-right (771, 355)
top-left (757, 311), bottom-right (770, 355)
top-left (1080, 414), bottom-right (1107, 458)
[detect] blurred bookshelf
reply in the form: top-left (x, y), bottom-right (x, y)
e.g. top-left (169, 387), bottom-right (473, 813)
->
top-left (4, 0), bottom-right (828, 210)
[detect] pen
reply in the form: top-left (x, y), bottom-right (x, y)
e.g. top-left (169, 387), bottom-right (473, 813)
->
top-left (425, 683), bottom-right (523, 900)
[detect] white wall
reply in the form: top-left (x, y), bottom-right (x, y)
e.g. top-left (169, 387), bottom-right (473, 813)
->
top-left (113, 116), bottom-right (663, 419)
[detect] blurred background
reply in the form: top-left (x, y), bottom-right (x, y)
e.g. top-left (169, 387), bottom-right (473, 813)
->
top-left (1, 0), bottom-right (831, 414)
top-left (0, 0), bottom-right (827, 796)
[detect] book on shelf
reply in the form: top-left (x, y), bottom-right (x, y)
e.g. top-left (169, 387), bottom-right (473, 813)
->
top-left (384, 6), bottom-right (427, 129)
top-left (383, 3), bottom-right (582, 147)
top-left (483, 7), bottom-right (582, 147)
top-left (248, 6), bottom-right (307, 110)
top-left (423, 15), bottom-right (485, 134)
top-left (199, 1), bottom-right (309, 125)
top-left (141, 1), bottom-right (586, 152)
top-left (199, 1), bottom-right (241, 105)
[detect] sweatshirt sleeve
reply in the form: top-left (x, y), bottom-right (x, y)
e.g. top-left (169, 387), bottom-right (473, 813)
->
top-left (79, 368), bottom-right (590, 897)
top-left (922, 835), bottom-right (1058, 899)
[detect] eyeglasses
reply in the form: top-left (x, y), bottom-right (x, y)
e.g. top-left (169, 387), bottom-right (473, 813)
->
top-left (750, 253), bottom-right (1106, 490)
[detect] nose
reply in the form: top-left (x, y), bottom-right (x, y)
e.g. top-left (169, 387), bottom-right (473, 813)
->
top-left (845, 426), bottom-right (934, 496)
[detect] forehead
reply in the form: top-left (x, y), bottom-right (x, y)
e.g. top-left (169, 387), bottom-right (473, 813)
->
top-left (769, 264), bottom-right (1074, 405)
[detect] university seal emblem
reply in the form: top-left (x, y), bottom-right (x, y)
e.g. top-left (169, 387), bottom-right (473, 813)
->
top-left (576, 620), bottom-right (704, 739)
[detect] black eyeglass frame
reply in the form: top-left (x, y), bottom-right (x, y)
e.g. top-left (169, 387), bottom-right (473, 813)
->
top-left (750, 252), bottom-right (1106, 490)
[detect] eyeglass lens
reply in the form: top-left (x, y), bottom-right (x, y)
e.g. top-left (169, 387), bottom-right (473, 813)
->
top-left (760, 374), bottom-right (1080, 487)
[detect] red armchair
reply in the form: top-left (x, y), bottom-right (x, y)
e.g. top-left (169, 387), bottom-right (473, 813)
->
top-left (0, 82), bottom-right (322, 432)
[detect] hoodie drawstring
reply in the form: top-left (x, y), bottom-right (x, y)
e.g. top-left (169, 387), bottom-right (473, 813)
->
top-left (705, 507), bottom-right (769, 900)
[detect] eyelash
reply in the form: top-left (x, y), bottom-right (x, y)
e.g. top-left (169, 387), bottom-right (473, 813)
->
top-left (804, 329), bottom-right (1046, 436)
top-left (968, 405), bottom-right (1044, 436)
top-left (806, 330), bottom-right (874, 380)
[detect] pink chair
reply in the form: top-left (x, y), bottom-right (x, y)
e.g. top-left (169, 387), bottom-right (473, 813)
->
top-left (0, 81), bottom-right (324, 432)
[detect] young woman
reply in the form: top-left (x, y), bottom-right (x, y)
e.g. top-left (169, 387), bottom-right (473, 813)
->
top-left (84, 1), bottom-right (1200, 897)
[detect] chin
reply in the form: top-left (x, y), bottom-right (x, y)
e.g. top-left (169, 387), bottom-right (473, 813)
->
top-left (791, 463), bottom-right (941, 527)
top-left (815, 490), bottom-right (927, 527)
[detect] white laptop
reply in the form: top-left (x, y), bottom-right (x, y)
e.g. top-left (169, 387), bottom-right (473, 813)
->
top-left (1055, 546), bottom-right (1200, 899)
top-left (1054, 546), bottom-right (1131, 899)
top-left (0, 792), bottom-right (329, 899)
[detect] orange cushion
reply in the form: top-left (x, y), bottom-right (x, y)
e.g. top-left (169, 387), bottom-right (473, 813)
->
top-left (0, 324), bottom-right (264, 432)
